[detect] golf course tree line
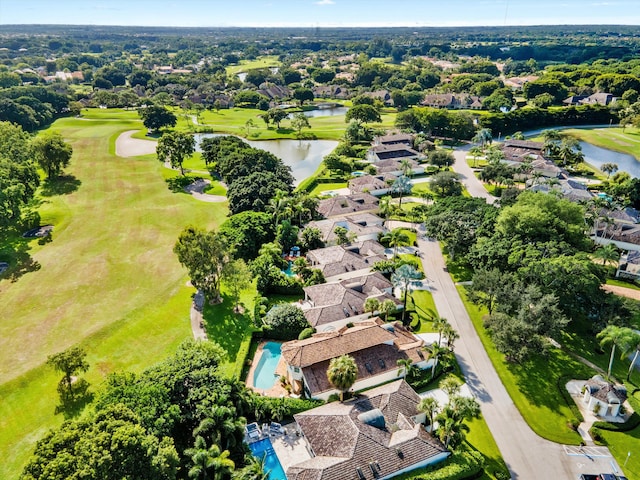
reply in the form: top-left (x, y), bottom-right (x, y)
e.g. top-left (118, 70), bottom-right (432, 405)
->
top-left (0, 121), bottom-right (73, 229)
top-left (22, 340), bottom-right (321, 480)
top-left (423, 193), bottom-right (634, 363)
top-left (173, 135), bottom-right (325, 302)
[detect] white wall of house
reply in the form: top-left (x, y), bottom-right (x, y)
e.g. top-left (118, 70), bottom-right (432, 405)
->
top-left (583, 391), bottom-right (621, 417)
top-left (592, 236), bottom-right (640, 252)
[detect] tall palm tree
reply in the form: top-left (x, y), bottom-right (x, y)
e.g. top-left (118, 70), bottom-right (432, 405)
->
top-left (626, 334), bottom-right (640, 381)
top-left (400, 158), bottom-right (414, 178)
top-left (383, 228), bottom-right (410, 258)
top-left (442, 324), bottom-right (460, 352)
top-left (469, 146), bottom-right (483, 168)
top-left (597, 325), bottom-right (638, 378)
top-left (440, 376), bottom-right (462, 398)
top-left (378, 195), bottom-right (394, 224)
top-left (431, 316), bottom-right (451, 347)
top-left (418, 396), bottom-right (440, 430)
top-left (594, 243), bottom-right (619, 266)
top-left (424, 342), bottom-right (449, 380)
top-left (391, 264), bottom-right (423, 325)
top-left (600, 163), bottom-right (619, 179)
top-left (327, 355), bottom-right (358, 401)
top-left (391, 175), bottom-right (412, 209)
top-left (380, 299), bottom-right (397, 321)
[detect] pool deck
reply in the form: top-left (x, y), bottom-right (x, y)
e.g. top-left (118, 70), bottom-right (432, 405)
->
top-left (246, 341), bottom-right (290, 397)
top-left (269, 421), bottom-right (313, 472)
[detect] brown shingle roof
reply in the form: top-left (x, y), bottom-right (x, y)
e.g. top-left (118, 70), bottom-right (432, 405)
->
top-left (288, 380), bottom-right (447, 480)
top-left (317, 194), bottom-right (379, 218)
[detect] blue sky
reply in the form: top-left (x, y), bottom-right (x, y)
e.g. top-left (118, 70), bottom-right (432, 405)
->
top-left (1, 0), bottom-right (639, 27)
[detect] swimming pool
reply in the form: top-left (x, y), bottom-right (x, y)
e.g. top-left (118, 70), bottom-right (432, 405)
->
top-left (248, 438), bottom-right (287, 480)
top-left (281, 260), bottom-right (296, 277)
top-left (253, 342), bottom-right (282, 390)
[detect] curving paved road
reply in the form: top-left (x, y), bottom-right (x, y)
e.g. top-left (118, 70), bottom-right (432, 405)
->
top-left (388, 217), bottom-right (621, 478)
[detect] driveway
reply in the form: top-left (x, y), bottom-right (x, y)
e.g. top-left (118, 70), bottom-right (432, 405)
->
top-left (417, 235), bottom-right (621, 479)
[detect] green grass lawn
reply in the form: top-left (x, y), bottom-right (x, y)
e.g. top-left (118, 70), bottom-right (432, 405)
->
top-left (309, 181), bottom-right (348, 196)
top-left (0, 114), bottom-right (228, 479)
top-left (564, 127), bottom-right (640, 161)
top-left (457, 286), bottom-right (589, 445)
top-left (225, 55), bottom-right (281, 75)
top-left (464, 416), bottom-right (510, 480)
top-left (606, 278), bottom-right (640, 291)
top-left (407, 290), bottom-right (438, 333)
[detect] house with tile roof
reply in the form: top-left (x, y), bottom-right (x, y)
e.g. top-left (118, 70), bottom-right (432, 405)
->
top-left (348, 174), bottom-right (396, 196)
top-left (304, 213), bottom-right (385, 245)
top-left (317, 193), bottom-right (380, 218)
top-left (300, 273), bottom-right (400, 330)
top-left (373, 133), bottom-right (415, 147)
top-left (583, 375), bottom-right (628, 417)
top-left (371, 158), bottom-right (423, 175)
top-left (286, 379), bottom-right (449, 479)
top-left (421, 93), bottom-right (483, 110)
top-left (282, 321), bottom-right (429, 400)
top-left (306, 242), bottom-right (387, 282)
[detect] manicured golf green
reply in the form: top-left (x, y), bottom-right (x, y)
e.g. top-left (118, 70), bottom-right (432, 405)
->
top-left (0, 113), bottom-right (227, 479)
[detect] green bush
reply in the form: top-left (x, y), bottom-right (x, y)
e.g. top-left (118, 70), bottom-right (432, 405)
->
top-left (396, 449), bottom-right (484, 480)
top-left (298, 327), bottom-right (315, 340)
top-left (263, 303), bottom-right (311, 340)
top-left (165, 174), bottom-right (202, 192)
top-left (592, 411), bottom-right (640, 432)
top-left (589, 426), bottom-right (607, 445)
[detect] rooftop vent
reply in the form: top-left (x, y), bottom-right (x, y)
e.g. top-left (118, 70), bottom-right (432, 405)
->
top-left (358, 408), bottom-right (385, 429)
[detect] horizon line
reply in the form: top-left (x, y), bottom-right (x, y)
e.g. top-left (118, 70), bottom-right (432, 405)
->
top-left (1, 22), bottom-right (638, 29)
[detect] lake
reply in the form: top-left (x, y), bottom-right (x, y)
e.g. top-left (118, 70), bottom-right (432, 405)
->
top-left (580, 142), bottom-right (640, 178)
top-left (194, 134), bottom-right (338, 186)
top-left (295, 106), bottom-right (348, 118)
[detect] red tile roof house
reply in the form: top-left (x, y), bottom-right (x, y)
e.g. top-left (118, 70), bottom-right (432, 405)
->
top-left (281, 320), bottom-right (429, 400)
top-left (317, 194), bottom-right (380, 218)
top-left (304, 213), bottom-right (385, 246)
top-left (299, 272), bottom-right (400, 331)
top-left (286, 379), bottom-right (449, 479)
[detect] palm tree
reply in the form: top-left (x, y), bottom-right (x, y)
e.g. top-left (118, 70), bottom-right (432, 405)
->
top-left (400, 158), bottom-right (413, 178)
top-left (469, 146), bottom-right (483, 168)
top-left (424, 342), bottom-right (449, 380)
top-left (327, 355), bottom-right (358, 401)
top-left (472, 128), bottom-right (493, 150)
top-left (626, 334), bottom-right (640, 381)
top-left (378, 195), bottom-right (394, 223)
top-left (431, 316), bottom-right (451, 347)
top-left (594, 243), bottom-right (619, 266)
top-left (418, 396), bottom-right (440, 430)
top-left (233, 455), bottom-right (269, 480)
top-left (364, 297), bottom-right (380, 318)
top-left (383, 228), bottom-right (410, 258)
top-left (440, 376), bottom-right (462, 398)
top-left (391, 175), bottom-right (412, 209)
top-left (396, 358), bottom-right (415, 379)
top-left (380, 299), bottom-right (397, 321)
top-left (597, 325), bottom-right (638, 378)
top-left (186, 436), bottom-right (235, 480)
top-left (391, 264), bottom-right (423, 325)
top-left (600, 162), bottom-right (619, 179)
top-left (442, 324), bottom-right (460, 352)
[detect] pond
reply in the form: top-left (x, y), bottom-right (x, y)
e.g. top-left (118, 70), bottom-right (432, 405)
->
top-left (194, 134), bottom-right (338, 186)
top-left (292, 106), bottom-right (348, 118)
top-left (580, 141), bottom-right (640, 178)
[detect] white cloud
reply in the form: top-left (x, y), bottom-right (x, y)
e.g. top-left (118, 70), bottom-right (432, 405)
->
top-left (315, 0), bottom-right (335, 5)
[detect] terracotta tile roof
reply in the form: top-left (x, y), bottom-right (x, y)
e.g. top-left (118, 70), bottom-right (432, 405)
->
top-left (288, 380), bottom-right (447, 480)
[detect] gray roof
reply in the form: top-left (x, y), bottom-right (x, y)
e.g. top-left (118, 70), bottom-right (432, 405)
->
top-left (317, 194), bottom-right (380, 218)
top-left (585, 375), bottom-right (627, 404)
top-left (288, 380), bottom-right (447, 480)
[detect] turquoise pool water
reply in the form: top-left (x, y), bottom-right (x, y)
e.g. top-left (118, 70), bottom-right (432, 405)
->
top-left (249, 438), bottom-right (287, 480)
top-left (253, 342), bottom-right (282, 390)
top-left (282, 260), bottom-right (295, 277)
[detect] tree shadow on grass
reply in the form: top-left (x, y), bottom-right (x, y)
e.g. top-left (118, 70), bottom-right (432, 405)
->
top-left (40, 174), bottom-right (81, 197)
top-left (54, 382), bottom-right (94, 419)
top-left (0, 229), bottom-right (40, 282)
top-left (202, 293), bottom-right (254, 365)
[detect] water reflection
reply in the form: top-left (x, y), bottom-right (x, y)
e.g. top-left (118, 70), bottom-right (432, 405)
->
top-left (194, 134), bottom-right (338, 186)
top-left (580, 141), bottom-right (640, 178)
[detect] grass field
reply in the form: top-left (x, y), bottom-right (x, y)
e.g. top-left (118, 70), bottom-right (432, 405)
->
top-left (564, 127), bottom-right (640, 161)
top-left (225, 56), bottom-right (281, 75)
top-left (0, 113), bottom-right (228, 479)
top-left (175, 106), bottom-right (397, 141)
